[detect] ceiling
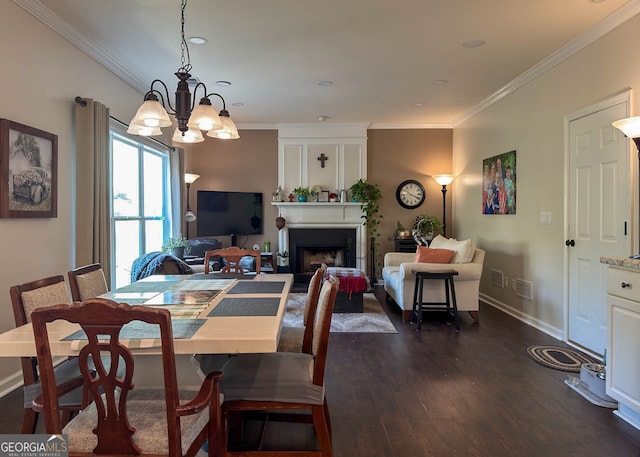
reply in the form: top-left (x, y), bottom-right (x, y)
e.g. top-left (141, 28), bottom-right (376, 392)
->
top-left (17, 0), bottom-right (640, 128)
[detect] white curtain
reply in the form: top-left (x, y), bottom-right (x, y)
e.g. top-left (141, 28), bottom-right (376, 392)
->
top-left (74, 97), bottom-right (111, 284)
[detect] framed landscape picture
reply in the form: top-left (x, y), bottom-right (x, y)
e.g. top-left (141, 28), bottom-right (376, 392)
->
top-left (0, 119), bottom-right (57, 218)
top-left (482, 150), bottom-right (516, 215)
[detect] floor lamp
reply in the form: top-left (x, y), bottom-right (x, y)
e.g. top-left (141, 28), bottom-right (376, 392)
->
top-left (432, 174), bottom-right (456, 238)
top-left (184, 173), bottom-right (200, 239)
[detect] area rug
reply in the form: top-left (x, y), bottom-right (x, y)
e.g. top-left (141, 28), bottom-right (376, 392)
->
top-left (526, 345), bottom-right (598, 372)
top-left (282, 293), bottom-right (397, 333)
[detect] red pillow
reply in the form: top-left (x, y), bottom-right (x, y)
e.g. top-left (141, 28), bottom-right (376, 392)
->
top-left (414, 246), bottom-right (455, 264)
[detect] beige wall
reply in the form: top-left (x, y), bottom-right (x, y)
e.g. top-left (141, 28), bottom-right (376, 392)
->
top-left (185, 130), bottom-right (280, 249)
top-left (453, 13), bottom-right (640, 336)
top-left (0, 2), bottom-right (143, 389)
top-left (368, 129), bottom-right (453, 273)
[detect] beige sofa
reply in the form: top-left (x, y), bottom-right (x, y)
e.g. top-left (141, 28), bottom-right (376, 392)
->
top-left (382, 247), bottom-right (485, 321)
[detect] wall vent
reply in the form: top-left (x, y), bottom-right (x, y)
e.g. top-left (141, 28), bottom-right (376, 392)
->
top-left (491, 269), bottom-right (504, 288)
top-left (514, 278), bottom-right (533, 300)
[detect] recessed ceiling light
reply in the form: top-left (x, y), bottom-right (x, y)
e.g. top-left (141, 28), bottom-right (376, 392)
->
top-left (187, 36), bottom-right (207, 45)
top-left (463, 39), bottom-right (486, 48)
top-left (589, 0), bottom-right (605, 3)
top-left (216, 81), bottom-right (232, 87)
top-left (412, 102), bottom-right (426, 107)
top-left (318, 116), bottom-right (330, 121)
top-left (318, 81), bottom-right (333, 87)
top-left (431, 79), bottom-right (448, 85)
top-left (231, 102), bottom-right (244, 107)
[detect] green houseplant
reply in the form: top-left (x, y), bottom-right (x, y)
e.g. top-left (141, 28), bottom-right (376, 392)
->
top-left (293, 186), bottom-right (310, 202)
top-left (162, 235), bottom-right (191, 259)
top-left (412, 213), bottom-right (443, 245)
top-left (349, 179), bottom-right (383, 282)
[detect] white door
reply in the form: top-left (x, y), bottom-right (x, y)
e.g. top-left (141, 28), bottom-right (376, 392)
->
top-left (568, 98), bottom-right (630, 354)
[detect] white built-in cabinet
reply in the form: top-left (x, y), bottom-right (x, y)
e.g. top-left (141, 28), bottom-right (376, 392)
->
top-left (277, 125), bottom-right (368, 196)
top-left (605, 264), bottom-right (640, 430)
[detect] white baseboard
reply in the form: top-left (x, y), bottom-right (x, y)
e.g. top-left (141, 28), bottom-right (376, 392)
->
top-left (479, 293), bottom-right (564, 341)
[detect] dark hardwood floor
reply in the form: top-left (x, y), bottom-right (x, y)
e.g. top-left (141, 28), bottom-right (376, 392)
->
top-left (2, 286), bottom-right (639, 456)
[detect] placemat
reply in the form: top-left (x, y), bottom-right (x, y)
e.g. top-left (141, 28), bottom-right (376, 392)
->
top-left (208, 297), bottom-right (280, 317)
top-left (64, 318), bottom-right (206, 341)
top-left (227, 281), bottom-right (285, 294)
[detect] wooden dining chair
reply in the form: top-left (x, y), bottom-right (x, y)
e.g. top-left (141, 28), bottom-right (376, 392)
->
top-left (217, 276), bottom-right (339, 457)
top-left (31, 297), bottom-right (223, 457)
top-left (277, 267), bottom-right (324, 353)
top-left (204, 247), bottom-right (261, 274)
top-left (68, 263), bottom-right (108, 301)
top-left (9, 275), bottom-right (85, 434)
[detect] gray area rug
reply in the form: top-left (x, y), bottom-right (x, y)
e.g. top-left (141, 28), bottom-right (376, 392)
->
top-left (283, 293), bottom-right (397, 333)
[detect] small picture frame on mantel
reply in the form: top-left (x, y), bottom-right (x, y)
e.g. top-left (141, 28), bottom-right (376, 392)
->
top-left (0, 119), bottom-right (58, 218)
top-left (318, 191), bottom-right (330, 202)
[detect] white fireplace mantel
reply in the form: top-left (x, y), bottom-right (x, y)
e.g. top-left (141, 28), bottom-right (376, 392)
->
top-left (272, 202), bottom-right (366, 272)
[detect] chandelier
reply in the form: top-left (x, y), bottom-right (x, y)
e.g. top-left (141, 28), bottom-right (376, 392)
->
top-left (127, 0), bottom-right (239, 143)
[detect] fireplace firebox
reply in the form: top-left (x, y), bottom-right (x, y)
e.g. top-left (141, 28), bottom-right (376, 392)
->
top-left (289, 228), bottom-right (356, 283)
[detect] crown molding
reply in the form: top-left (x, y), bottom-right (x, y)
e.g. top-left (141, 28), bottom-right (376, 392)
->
top-left (12, 0), bottom-right (148, 93)
top-left (453, 0), bottom-right (640, 127)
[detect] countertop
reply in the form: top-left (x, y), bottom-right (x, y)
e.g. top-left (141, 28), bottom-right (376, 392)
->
top-left (600, 256), bottom-right (640, 269)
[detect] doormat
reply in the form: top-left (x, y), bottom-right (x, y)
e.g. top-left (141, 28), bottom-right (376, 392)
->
top-left (526, 345), bottom-right (598, 372)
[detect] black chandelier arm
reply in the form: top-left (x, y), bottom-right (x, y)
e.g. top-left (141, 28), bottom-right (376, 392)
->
top-left (205, 93), bottom-right (228, 111)
top-left (146, 79), bottom-right (177, 114)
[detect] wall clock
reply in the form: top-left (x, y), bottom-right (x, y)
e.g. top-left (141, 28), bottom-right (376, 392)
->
top-left (396, 180), bottom-right (426, 209)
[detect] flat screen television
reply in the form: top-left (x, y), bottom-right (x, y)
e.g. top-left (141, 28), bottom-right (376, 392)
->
top-left (196, 190), bottom-right (263, 237)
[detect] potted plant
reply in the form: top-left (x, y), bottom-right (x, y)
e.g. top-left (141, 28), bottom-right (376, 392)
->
top-left (394, 220), bottom-right (412, 239)
top-left (349, 179), bottom-right (383, 282)
top-left (162, 235), bottom-right (191, 259)
top-left (412, 213), bottom-right (443, 245)
top-left (277, 251), bottom-right (289, 267)
top-left (293, 186), bottom-right (310, 202)
top-left (309, 184), bottom-right (322, 202)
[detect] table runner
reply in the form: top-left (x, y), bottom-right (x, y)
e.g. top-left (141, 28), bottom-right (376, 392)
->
top-left (64, 318), bottom-right (207, 350)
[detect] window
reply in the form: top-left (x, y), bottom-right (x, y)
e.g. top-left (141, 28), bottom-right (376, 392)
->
top-left (110, 121), bottom-right (173, 288)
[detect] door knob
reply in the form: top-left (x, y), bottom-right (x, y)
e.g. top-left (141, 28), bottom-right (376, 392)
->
top-left (565, 239), bottom-right (575, 247)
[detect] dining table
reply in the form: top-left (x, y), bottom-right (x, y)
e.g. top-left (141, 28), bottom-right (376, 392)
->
top-left (0, 272), bottom-right (293, 387)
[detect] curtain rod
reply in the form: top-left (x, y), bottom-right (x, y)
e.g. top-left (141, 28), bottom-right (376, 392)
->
top-left (109, 116), bottom-right (175, 151)
top-left (75, 96), bottom-right (175, 151)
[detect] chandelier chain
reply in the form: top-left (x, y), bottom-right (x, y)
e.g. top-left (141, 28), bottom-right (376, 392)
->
top-left (179, 0), bottom-right (192, 74)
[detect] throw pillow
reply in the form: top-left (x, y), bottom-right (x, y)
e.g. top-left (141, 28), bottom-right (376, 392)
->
top-left (429, 235), bottom-right (475, 264)
top-left (414, 246), bottom-right (455, 264)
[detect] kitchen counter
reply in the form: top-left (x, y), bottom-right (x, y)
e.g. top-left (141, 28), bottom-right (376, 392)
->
top-left (600, 256), bottom-right (640, 269)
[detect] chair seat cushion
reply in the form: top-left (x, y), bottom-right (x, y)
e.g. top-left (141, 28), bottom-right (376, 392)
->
top-left (23, 358), bottom-right (84, 408)
top-left (63, 389), bottom-right (208, 455)
top-left (221, 353), bottom-right (323, 404)
top-left (277, 326), bottom-right (304, 353)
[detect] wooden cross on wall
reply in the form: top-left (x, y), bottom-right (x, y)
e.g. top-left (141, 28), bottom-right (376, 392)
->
top-left (317, 153), bottom-right (328, 168)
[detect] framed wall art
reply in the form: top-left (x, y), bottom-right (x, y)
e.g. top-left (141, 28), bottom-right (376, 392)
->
top-left (482, 150), bottom-right (516, 215)
top-left (0, 119), bottom-right (58, 218)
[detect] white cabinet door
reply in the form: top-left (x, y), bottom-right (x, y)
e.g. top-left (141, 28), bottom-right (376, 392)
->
top-left (607, 293), bottom-right (640, 414)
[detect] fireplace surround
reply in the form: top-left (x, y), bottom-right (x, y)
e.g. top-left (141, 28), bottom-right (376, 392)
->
top-left (272, 202), bottom-right (365, 284)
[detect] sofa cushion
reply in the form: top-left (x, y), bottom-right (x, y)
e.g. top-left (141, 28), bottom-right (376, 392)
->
top-left (414, 246), bottom-right (455, 264)
top-left (429, 235), bottom-right (475, 264)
